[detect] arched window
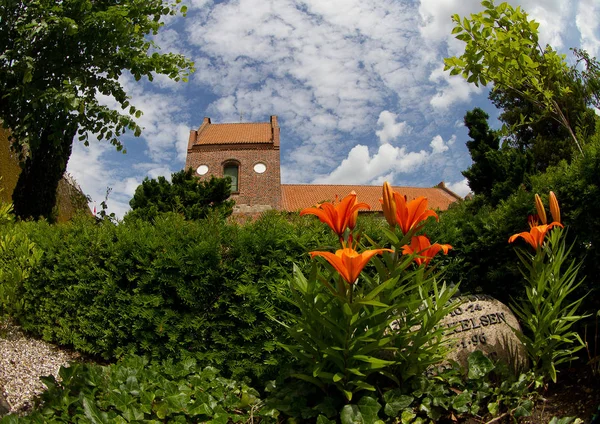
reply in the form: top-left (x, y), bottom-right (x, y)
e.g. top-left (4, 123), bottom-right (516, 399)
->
top-left (223, 162), bottom-right (239, 193)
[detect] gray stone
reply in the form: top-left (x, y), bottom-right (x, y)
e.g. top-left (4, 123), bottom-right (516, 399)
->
top-left (437, 295), bottom-right (528, 374)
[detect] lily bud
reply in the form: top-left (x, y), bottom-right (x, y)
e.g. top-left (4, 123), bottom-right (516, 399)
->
top-left (382, 182), bottom-right (397, 228)
top-left (549, 191), bottom-right (561, 224)
top-left (348, 191), bottom-right (359, 230)
top-left (534, 194), bottom-right (547, 225)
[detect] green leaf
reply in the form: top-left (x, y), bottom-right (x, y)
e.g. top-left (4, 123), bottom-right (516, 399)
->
top-left (467, 351), bottom-right (494, 379)
top-left (341, 404), bottom-right (364, 424)
top-left (317, 415), bottom-right (337, 424)
top-left (357, 396), bottom-right (381, 424)
top-left (383, 390), bottom-right (413, 417)
top-left (487, 401), bottom-right (499, 416)
top-left (513, 400), bottom-right (533, 418)
top-left (401, 409), bottom-right (416, 424)
top-left (83, 397), bottom-right (108, 424)
top-left (452, 392), bottom-right (471, 414)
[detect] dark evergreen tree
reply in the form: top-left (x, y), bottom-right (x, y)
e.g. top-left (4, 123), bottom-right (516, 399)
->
top-left (462, 108), bottom-right (532, 204)
top-left (126, 169), bottom-right (234, 222)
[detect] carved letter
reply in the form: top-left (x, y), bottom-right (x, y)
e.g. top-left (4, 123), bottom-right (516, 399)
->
top-left (480, 315), bottom-right (490, 326)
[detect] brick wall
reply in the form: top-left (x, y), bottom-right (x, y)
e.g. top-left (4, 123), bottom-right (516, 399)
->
top-left (186, 145), bottom-right (281, 211)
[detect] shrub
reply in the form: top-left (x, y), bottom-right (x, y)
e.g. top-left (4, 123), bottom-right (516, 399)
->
top-left (1, 355), bottom-right (277, 423)
top-left (0, 200), bottom-right (42, 317)
top-left (424, 190), bottom-right (533, 304)
top-left (12, 211), bottom-right (333, 384)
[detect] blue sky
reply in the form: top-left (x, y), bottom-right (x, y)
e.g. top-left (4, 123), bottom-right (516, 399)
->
top-left (66, 0), bottom-right (600, 218)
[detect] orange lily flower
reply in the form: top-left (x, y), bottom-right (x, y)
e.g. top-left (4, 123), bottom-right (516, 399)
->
top-left (300, 192), bottom-right (370, 238)
top-left (510, 192), bottom-right (563, 250)
top-left (401, 235), bottom-right (452, 267)
top-left (393, 194), bottom-right (438, 235)
top-left (509, 223), bottom-right (563, 250)
top-left (310, 247), bottom-right (392, 284)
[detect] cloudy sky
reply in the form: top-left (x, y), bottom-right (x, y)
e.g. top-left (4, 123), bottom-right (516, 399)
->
top-left (66, 0), bottom-right (600, 218)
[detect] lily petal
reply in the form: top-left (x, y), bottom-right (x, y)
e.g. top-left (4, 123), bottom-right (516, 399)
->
top-left (402, 235), bottom-right (452, 267)
top-left (509, 222), bottom-right (563, 249)
top-left (310, 247), bottom-right (391, 284)
top-left (300, 192), bottom-right (370, 237)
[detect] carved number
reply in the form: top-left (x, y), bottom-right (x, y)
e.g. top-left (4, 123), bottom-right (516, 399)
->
top-left (459, 333), bottom-right (487, 348)
top-left (466, 303), bottom-right (482, 312)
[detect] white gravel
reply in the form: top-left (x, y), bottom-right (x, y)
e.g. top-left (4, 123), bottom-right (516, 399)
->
top-left (0, 318), bottom-right (81, 415)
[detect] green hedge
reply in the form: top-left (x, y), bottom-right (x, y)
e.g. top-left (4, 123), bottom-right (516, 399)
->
top-left (12, 211), bottom-right (338, 383)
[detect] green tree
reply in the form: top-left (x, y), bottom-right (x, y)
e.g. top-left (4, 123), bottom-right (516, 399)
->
top-left (461, 108), bottom-right (532, 204)
top-left (444, 0), bottom-right (593, 155)
top-left (126, 168), bottom-right (234, 222)
top-left (0, 0), bottom-right (194, 221)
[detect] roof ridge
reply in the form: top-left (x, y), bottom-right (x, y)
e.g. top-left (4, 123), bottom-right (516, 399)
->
top-left (209, 122), bottom-right (270, 126)
top-left (280, 183), bottom-right (438, 188)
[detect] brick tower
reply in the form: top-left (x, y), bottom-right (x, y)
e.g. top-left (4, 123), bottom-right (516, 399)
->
top-left (185, 116), bottom-right (282, 212)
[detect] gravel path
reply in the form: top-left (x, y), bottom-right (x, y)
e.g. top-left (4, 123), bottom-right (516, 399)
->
top-left (0, 319), bottom-right (81, 415)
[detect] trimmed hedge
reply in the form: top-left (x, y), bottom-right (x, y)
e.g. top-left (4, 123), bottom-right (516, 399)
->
top-left (12, 211), bottom-right (338, 383)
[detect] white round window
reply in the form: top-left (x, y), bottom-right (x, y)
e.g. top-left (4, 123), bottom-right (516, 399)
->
top-left (197, 165), bottom-right (209, 175)
top-left (253, 163), bottom-right (267, 174)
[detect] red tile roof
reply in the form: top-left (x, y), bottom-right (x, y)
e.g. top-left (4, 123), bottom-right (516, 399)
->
top-left (281, 184), bottom-right (461, 212)
top-left (196, 122), bottom-right (273, 144)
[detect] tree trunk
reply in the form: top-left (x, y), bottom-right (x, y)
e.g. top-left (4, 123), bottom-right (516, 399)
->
top-left (12, 124), bottom-right (76, 221)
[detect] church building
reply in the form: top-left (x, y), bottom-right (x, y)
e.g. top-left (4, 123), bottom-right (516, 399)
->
top-left (185, 116), bottom-right (461, 214)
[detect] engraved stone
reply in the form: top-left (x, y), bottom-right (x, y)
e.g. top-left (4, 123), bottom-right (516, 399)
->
top-left (437, 295), bottom-right (528, 373)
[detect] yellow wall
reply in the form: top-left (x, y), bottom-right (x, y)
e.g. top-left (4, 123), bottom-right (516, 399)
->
top-left (0, 127), bottom-right (21, 203)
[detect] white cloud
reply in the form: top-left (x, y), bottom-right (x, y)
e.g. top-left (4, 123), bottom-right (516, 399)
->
top-left (186, 0), bottom-right (444, 176)
top-left (314, 134), bottom-right (457, 185)
top-left (66, 72), bottom-right (192, 219)
top-left (576, 0), bottom-right (600, 58)
top-left (420, 0), bottom-right (573, 50)
top-left (430, 135), bottom-right (450, 154)
top-left (418, 0), bottom-right (478, 43)
top-left (376, 111), bottom-right (411, 144)
top-left (67, 141), bottom-right (132, 219)
top-left (447, 178), bottom-right (471, 198)
top-left (63, 0), bottom-right (592, 219)
top-left (429, 65), bottom-right (483, 110)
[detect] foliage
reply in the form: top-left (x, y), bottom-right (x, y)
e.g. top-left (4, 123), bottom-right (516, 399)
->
top-left (279, 188), bottom-right (458, 405)
top-left (528, 126), bottom-right (600, 311)
top-left (510, 224), bottom-right (588, 383)
top-left (0, 0), bottom-right (194, 220)
top-left (11, 211), bottom-right (334, 384)
top-left (126, 168), bottom-right (234, 222)
top-left (382, 352), bottom-right (543, 424)
top-left (0, 196), bottom-right (42, 317)
top-left (424, 191), bottom-right (532, 303)
top-left (444, 0), bottom-right (585, 154)
top-left (265, 351), bottom-right (543, 423)
top-left (461, 108), bottom-right (533, 204)
top-left (1, 355), bottom-right (277, 423)
top-left (430, 127), bottom-right (600, 315)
